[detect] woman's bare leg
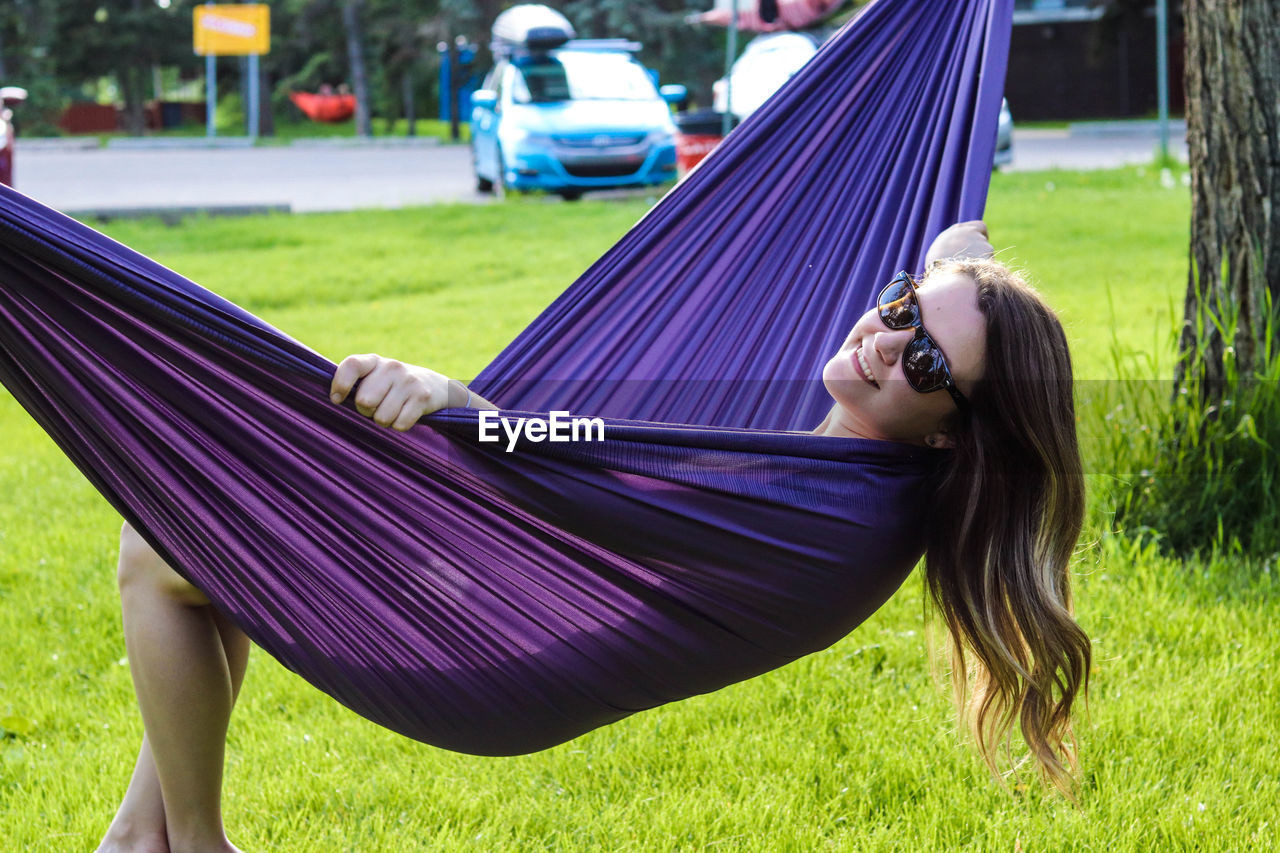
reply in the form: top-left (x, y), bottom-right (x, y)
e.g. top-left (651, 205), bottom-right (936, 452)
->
top-left (99, 623), bottom-right (249, 853)
top-left (98, 523), bottom-right (249, 853)
top-left (98, 734), bottom-right (168, 853)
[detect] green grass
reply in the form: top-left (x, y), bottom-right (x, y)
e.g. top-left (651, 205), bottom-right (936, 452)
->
top-left (2, 167), bottom-right (1277, 851)
top-left (1012, 120), bottom-right (1070, 131)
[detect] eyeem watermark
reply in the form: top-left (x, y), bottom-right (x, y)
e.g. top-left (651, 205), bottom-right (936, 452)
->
top-left (478, 410), bottom-right (605, 453)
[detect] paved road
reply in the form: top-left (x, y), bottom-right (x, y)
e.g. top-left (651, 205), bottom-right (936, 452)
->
top-left (14, 142), bottom-right (484, 216)
top-left (1008, 125), bottom-right (1187, 172)
top-left (13, 124), bottom-right (1187, 217)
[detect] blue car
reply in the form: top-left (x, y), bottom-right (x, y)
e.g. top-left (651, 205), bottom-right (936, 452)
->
top-left (471, 47), bottom-right (685, 200)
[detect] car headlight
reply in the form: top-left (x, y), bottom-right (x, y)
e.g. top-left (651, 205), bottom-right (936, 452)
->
top-left (508, 127), bottom-right (553, 149)
top-left (647, 128), bottom-right (675, 146)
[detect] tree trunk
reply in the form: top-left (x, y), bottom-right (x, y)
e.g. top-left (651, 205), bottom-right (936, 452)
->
top-left (258, 63), bottom-right (274, 137)
top-left (120, 64), bottom-right (147, 136)
top-left (121, 0), bottom-right (149, 136)
top-left (342, 0), bottom-right (373, 138)
top-left (402, 70), bottom-right (416, 137)
top-left (1178, 0), bottom-right (1280, 390)
top-left (239, 55), bottom-right (251, 132)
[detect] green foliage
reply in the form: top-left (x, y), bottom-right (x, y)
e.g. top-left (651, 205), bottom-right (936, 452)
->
top-left (0, 0), bottom-right (205, 132)
top-left (266, 0), bottom-right (444, 131)
top-left (556, 1), bottom-right (728, 103)
top-left (1097, 267), bottom-right (1280, 561)
top-left (3, 74), bottom-right (62, 137)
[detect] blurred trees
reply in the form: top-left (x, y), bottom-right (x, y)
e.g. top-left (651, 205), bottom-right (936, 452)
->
top-left (0, 0), bottom-right (746, 135)
top-left (545, 1), bottom-right (726, 101)
top-left (54, 0), bottom-right (196, 134)
top-left (257, 0), bottom-right (441, 134)
top-left (0, 0), bottom-right (62, 133)
top-left (340, 0), bottom-right (372, 135)
top-left (0, 0), bottom-right (200, 133)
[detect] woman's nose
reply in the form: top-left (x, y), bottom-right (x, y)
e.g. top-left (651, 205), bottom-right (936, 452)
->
top-left (871, 328), bottom-right (915, 365)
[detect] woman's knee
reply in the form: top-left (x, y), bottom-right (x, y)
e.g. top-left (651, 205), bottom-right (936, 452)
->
top-left (117, 522), bottom-right (211, 607)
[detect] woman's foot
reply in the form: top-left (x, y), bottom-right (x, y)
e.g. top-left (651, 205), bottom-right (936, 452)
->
top-left (163, 831), bottom-right (244, 852)
top-left (98, 735), bottom-right (168, 853)
top-left (96, 824), bottom-right (169, 853)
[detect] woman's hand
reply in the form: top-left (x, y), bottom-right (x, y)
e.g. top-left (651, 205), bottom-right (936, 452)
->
top-left (924, 220), bottom-right (995, 268)
top-left (329, 354), bottom-right (457, 431)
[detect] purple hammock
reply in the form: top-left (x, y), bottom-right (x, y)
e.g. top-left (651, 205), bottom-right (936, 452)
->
top-left (0, 0), bottom-right (1011, 755)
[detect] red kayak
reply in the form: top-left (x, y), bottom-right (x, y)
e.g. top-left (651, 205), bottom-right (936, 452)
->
top-left (289, 91), bottom-right (357, 123)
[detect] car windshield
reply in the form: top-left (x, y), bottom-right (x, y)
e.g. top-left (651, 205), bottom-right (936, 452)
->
top-left (511, 53), bottom-right (658, 103)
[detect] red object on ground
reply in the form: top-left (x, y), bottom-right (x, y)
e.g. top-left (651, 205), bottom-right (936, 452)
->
top-left (58, 102), bottom-right (120, 134)
top-left (676, 132), bottom-right (723, 176)
top-left (289, 92), bottom-right (358, 123)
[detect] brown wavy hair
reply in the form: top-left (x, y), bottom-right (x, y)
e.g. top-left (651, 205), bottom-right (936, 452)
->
top-left (923, 259), bottom-right (1091, 799)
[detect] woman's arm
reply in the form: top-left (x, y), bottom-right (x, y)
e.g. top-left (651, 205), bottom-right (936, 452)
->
top-left (329, 353), bottom-right (498, 432)
top-left (445, 378), bottom-right (500, 412)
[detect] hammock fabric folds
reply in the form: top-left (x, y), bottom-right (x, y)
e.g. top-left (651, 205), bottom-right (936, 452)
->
top-left (0, 0), bottom-right (1011, 754)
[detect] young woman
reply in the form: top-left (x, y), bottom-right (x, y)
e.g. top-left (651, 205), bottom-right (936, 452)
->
top-left (98, 222), bottom-right (1090, 852)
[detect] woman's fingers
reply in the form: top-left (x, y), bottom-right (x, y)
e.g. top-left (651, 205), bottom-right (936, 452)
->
top-left (390, 397), bottom-right (427, 432)
top-left (371, 382), bottom-right (413, 428)
top-left (330, 354), bottom-right (381, 403)
top-left (353, 361), bottom-right (400, 417)
top-left (330, 354), bottom-right (450, 430)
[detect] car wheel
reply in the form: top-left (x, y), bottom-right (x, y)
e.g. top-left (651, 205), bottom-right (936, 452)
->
top-left (472, 145), bottom-right (494, 193)
top-left (493, 145), bottom-right (511, 200)
top-left (558, 189), bottom-right (583, 202)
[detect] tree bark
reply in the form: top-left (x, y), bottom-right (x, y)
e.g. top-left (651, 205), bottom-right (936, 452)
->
top-left (120, 63), bottom-right (147, 136)
top-left (402, 70), bottom-right (416, 137)
top-left (1178, 0), bottom-right (1280, 390)
top-left (258, 62), bottom-right (274, 137)
top-left (342, 0), bottom-right (373, 138)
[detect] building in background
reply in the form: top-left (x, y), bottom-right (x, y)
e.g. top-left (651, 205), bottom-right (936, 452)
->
top-left (1007, 0), bottom-right (1184, 120)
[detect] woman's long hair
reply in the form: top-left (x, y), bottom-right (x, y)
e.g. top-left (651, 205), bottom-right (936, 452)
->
top-left (924, 259), bottom-right (1091, 799)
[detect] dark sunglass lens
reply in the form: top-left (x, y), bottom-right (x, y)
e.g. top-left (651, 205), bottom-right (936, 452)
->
top-left (877, 279), bottom-right (918, 329)
top-left (903, 332), bottom-right (951, 392)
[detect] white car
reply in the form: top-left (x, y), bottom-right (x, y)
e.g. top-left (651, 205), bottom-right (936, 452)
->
top-left (994, 98), bottom-right (1014, 168)
top-left (712, 33), bottom-right (1014, 169)
top-left (712, 32), bottom-right (820, 120)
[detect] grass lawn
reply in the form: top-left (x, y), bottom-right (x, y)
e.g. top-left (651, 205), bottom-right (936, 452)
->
top-left (1, 168), bottom-right (1277, 851)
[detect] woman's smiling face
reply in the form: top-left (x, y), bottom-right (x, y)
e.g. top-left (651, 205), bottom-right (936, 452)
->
top-left (820, 270), bottom-right (987, 445)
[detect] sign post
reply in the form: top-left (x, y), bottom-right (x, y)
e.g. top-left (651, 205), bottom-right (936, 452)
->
top-left (206, 47), bottom-right (216, 138)
top-left (194, 3), bottom-right (271, 140)
top-left (1155, 0), bottom-right (1170, 161)
top-left (722, 2), bottom-right (738, 137)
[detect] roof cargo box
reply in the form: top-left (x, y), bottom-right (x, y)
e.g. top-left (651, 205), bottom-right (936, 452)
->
top-left (492, 5), bottom-right (575, 58)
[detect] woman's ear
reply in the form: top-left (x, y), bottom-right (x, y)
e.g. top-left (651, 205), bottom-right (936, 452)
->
top-left (924, 430), bottom-right (956, 450)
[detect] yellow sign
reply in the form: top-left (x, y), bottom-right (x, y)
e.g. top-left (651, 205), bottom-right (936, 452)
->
top-left (194, 5), bottom-right (270, 56)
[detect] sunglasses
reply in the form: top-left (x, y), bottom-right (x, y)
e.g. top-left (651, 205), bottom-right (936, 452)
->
top-left (876, 271), bottom-right (970, 413)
